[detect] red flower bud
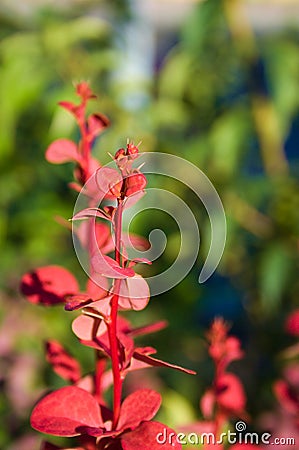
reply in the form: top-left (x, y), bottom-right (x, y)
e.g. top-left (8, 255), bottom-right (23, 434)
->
top-left (115, 148), bottom-right (126, 160)
top-left (126, 143), bottom-right (139, 159)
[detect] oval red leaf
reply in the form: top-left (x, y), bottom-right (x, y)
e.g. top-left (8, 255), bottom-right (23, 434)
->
top-left (20, 266), bottom-right (79, 306)
top-left (31, 386), bottom-right (103, 436)
top-left (118, 389), bottom-right (161, 431)
top-left (46, 139), bottom-right (80, 164)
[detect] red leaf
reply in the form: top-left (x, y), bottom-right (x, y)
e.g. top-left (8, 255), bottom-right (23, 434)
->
top-left (124, 173), bottom-right (146, 198)
top-left (118, 389), bottom-right (161, 431)
top-left (72, 208), bottom-right (111, 222)
top-left (133, 350), bottom-right (196, 375)
top-left (20, 266), bottom-right (79, 306)
top-left (216, 373), bottom-right (246, 415)
top-left (87, 113), bottom-right (110, 141)
top-left (46, 139), bottom-right (80, 164)
top-left (286, 309), bottom-right (299, 336)
top-left (65, 294), bottom-right (93, 311)
top-left (200, 389), bottom-right (215, 419)
top-left (123, 190), bottom-right (145, 209)
top-left (230, 445), bottom-right (259, 450)
top-left (274, 379), bottom-right (299, 414)
top-left (95, 167), bottom-right (123, 198)
top-left (72, 311), bottom-right (108, 341)
top-left (30, 386), bottom-right (103, 436)
top-left (40, 442), bottom-right (63, 450)
top-left (87, 277), bottom-right (108, 300)
top-left (46, 340), bottom-right (81, 383)
top-left (76, 82), bottom-right (97, 101)
top-left (121, 421), bottom-right (182, 450)
top-left (118, 275), bottom-right (150, 310)
top-left (122, 232), bottom-right (150, 251)
top-left (129, 320), bottom-right (168, 337)
top-left (91, 254), bottom-right (135, 279)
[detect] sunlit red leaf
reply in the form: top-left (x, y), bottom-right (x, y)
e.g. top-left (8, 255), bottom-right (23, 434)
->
top-left (87, 113), bottom-right (110, 141)
top-left (216, 373), bottom-right (246, 415)
top-left (20, 266), bottom-right (79, 306)
top-left (87, 277), bottom-right (108, 300)
top-left (285, 309), bottom-right (299, 336)
top-left (122, 232), bottom-right (150, 252)
top-left (65, 294), bottom-right (93, 311)
top-left (121, 421), bottom-right (182, 450)
top-left (118, 389), bottom-right (161, 431)
top-left (46, 340), bottom-right (81, 383)
top-left (76, 82), bottom-right (97, 101)
top-left (274, 379), bottom-right (299, 414)
top-left (46, 139), bottom-right (80, 164)
top-left (133, 348), bottom-right (196, 375)
top-left (123, 190), bottom-right (145, 209)
top-left (91, 254), bottom-right (135, 279)
top-left (118, 275), bottom-right (150, 311)
top-left (200, 389), bottom-right (215, 419)
top-left (95, 167), bottom-right (123, 198)
top-left (31, 386), bottom-right (103, 436)
top-left (128, 320), bottom-right (168, 337)
top-left (72, 312), bottom-right (107, 342)
top-left (72, 208), bottom-right (111, 222)
top-left (124, 173), bottom-right (146, 198)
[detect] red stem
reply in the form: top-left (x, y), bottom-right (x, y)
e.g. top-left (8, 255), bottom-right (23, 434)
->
top-left (107, 199), bottom-right (124, 428)
top-left (94, 354), bottom-right (106, 403)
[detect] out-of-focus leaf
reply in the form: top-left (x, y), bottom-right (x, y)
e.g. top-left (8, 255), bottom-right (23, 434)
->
top-left (259, 243), bottom-right (292, 312)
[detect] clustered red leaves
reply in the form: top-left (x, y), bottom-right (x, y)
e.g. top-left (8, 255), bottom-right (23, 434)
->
top-left (31, 386), bottom-right (181, 449)
top-left (202, 318), bottom-right (246, 424)
top-left (180, 318), bottom-right (249, 450)
top-left (20, 82), bottom-right (193, 450)
top-left (272, 310), bottom-right (299, 431)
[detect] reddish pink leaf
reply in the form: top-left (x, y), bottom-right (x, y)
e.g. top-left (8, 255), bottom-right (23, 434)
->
top-left (124, 173), bottom-right (146, 198)
top-left (94, 222), bottom-right (115, 254)
top-left (87, 113), bottom-right (110, 141)
top-left (231, 445), bottom-right (259, 450)
top-left (65, 294), bottom-right (93, 311)
top-left (128, 258), bottom-right (152, 268)
top-left (46, 139), bottom-right (80, 164)
top-left (133, 349), bottom-right (196, 375)
top-left (46, 340), bottom-right (81, 383)
top-left (87, 277), bottom-right (108, 300)
top-left (40, 442), bottom-right (63, 450)
top-left (76, 82), bottom-right (97, 101)
top-left (216, 373), bottom-right (246, 415)
top-left (30, 386), bottom-right (103, 436)
top-left (118, 275), bottom-right (150, 310)
top-left (285, 309), bottom-right (299, 336)
top-left (91, 254), bottom-right (135, 279)
top-left (20, 266), bottom-right (79, 306)
top-left (129, 320), bottom-right (168, 337)
top-left (72, 208), bottom-right (111, 222)
top-left (200, 389), bottom-right (215, 419)
top-left (118, 389), bottom-right (161, 431)
top-left (122, 232), bottom-right (150, 251)
top-left (274, 379), bottom-right (299, 414)
top-left (121, 421), bottom-right (182, 450)
top-left (72, 311), bottom-right (108, 341)
top-left (95, 167), bottom-right (123, 198)
top-left (123, 190), bottom-right (145, 209)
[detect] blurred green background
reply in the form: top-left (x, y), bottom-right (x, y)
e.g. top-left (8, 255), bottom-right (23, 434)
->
top-left (1, 0), bottom-right (299, 448)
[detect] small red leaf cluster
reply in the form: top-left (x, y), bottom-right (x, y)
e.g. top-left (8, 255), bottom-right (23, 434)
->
top-left (180, 318), bottom-right (248, 450)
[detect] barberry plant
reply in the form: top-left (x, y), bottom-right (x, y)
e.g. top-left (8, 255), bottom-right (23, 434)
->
top-left (20, 82), bottom-right (195, 450)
